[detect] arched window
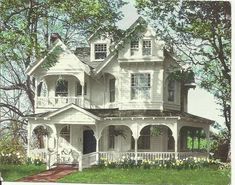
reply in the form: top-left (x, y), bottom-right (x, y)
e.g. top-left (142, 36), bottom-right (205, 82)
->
top-left (168, 80), bottom-right (175, 102)
top-left (60, 125), bottom-right (70, 143)
top-left (55, 79), bottom-right (68, 97)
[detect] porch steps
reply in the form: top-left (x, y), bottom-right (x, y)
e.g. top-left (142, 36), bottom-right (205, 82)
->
top-left (17, 164), bottom-right (77, 182)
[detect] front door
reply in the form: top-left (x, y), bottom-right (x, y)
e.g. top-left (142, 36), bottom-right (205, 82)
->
top-left (83, 130), bottom-right (96, 154)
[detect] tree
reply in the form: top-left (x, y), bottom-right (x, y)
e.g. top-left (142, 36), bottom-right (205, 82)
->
top-left (135, 1), bottom-right (231, 134)
top-left (0, 0), bottom-right (126, 143)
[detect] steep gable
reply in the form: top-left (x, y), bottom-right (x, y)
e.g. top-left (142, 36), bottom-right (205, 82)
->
top-left (26, 39), bottom-right (90, 76)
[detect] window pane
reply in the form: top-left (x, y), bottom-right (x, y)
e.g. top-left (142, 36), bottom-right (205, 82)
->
top-left (95, 44), bottom-right (107, 59)
top-left (130, 40), bottom-right (139, 56)
top-left (77, 82), bottom-right (82, 96)
top-left (131, 74), bottom-right (150, 100)
top-left (142, 40), bottom-right (151, 56)
top-left (168, 80), bottom-right (175, 101)
top-left (109, 79), bottom-right (115, 102)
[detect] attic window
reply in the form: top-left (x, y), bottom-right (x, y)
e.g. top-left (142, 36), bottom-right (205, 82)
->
top-left (130, 40), bottom-right (139, 56)
top-left (142, 40), bottom-right (151, 56)
top-left (95, 44), bottom-right (107, 59)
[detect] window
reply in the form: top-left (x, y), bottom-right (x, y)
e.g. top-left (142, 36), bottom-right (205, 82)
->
top-left (108, 126), bottom-right (115, 149)
top-left (84, 82), bottom-right (87, 95)
top-left (132, 126), bottom-right (150, 150)
top-left (142, 40), bottom-right (151, 56)
top-left (109, 79), bottom-right (115, 102)
top-left (77, 82), bottom-right (82, 96)
top-left (55, 79), bottom-right (68, 97)
top-left (131, 73), bottom-right (150, 100)
top-left (168, 80), bottom-right (175, 102)
top-left (95, 44), bottom-right (107, 59)
top-left (60, 125), bottom-right (70, 143)
top-left (130, 40), bottom-right (139, 56)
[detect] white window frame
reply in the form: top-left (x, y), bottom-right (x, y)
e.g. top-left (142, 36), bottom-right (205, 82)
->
top-left (131, 73), bottom-right (151, 100)
top-left (168, 80), bottom-right (175, 102)
top-left (130, 40), bottom-right (139, 56)
top-left (94, 43), bottom-right (107, 60)
top-left (142, 40), bottom-right (152, 56)
top-left (109, 78), bottom-right (115, 103)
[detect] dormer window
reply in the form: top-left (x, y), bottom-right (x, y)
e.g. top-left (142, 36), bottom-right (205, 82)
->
top-left (95, 44), bottom-right (107, 60)
top-left (142, 40), bottom-right (151, 56)
top-left (168, 80), bottom-right (175, 102)
top-left (130, 40), bottom-right (139, 56)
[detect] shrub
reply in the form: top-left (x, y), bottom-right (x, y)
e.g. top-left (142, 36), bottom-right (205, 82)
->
top-left (98, 156), bottom-right (223, 170)
top-left (0, 138), bottom-right (26, 164)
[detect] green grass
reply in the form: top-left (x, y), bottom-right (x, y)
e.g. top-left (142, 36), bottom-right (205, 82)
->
top-left (58, 167), bottom-right (230, 185)
top-left (0, 164), bottom-right (46, 181)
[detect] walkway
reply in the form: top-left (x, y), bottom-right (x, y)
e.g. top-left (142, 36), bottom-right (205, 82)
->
top-left (17, 165), bottom-right (77, 182)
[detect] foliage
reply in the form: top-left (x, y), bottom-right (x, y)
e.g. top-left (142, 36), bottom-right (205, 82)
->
top-left (98, 156), bottom-right (225, 170)
top-left (135, 1), bottom-right (231, 136)
top-left (0, 0), bottom-right (126, 144)
top-left (0, 137), bottom-right (26, 164)
top-left (27, 157), bottom-right (45, 166)
top-left (58, 167), bottom-right (230, 185)
top-left (0, 164), bottom-right (46, 181)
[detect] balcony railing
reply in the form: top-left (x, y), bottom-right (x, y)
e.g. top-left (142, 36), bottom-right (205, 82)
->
top-left (37, 97), bottom-right (92, 108)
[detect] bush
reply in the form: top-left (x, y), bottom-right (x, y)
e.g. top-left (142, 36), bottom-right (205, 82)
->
top-left (0, 138), bottom-right (26, 164)
top-left (98, 156), bottom-right (223, 170)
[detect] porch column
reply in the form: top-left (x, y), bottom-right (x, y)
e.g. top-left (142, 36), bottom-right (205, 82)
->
top-left (134, 138), bottom-right (138, 164)
top-left (173, 122), bottom-right (179, 159)
top-left (95, 137), bottom-right (100, 164)
top-left (205, 128), bottom-right (210, 158)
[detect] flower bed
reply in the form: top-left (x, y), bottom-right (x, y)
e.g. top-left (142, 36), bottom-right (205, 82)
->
top-left (99, 156), bottom-right (227, 170)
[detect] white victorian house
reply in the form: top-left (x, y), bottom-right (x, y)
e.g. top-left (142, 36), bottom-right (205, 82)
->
top-left (26, 17), bottom-right (213, 170)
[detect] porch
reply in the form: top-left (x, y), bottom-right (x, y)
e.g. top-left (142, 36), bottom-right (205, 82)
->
top-left (27, 105), bottom-right (212, 171)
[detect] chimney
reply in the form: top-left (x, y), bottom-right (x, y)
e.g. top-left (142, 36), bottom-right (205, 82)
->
top-left (50, 33), bottom-right (61, 43)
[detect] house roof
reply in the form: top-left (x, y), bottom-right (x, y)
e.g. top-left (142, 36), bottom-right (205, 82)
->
top-left (25, 39), bottom-right (91, 76)
top-left (27, 104), bottom-right (101, 120)
top-left (26, 104), bottom-right (213, 124)
top-left (93, 17), bottom-right (148, 75)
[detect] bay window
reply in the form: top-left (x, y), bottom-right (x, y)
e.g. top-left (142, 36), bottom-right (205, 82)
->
top-left (131, 73), bottom-right (151, 100)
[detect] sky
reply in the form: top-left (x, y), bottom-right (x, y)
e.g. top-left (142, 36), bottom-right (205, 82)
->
top-left (118, 1), bottom-right (225, 129)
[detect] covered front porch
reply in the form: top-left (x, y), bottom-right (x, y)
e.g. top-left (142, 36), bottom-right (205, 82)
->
top-left (27, 104), bottom-right (212, 171)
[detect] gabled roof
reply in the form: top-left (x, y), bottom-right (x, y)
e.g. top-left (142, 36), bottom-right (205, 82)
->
top-left (93, 17), bottom-right (152, 75)
top-left (25, 39), bottom-right (91, 76)
top-left (27, 104), bottom-right (101, 120)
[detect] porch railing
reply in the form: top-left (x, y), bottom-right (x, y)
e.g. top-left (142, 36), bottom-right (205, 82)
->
top-left (37, 97), bottom-right (92, 108)
top-left (82, 152), bottom-right (97, 168)
top-left (99, 151), bottom-right (208, 162)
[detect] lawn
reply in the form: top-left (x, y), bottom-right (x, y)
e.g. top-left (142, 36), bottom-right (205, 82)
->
top-left (0, 164), bottom-right (46, 181)
top-left (58, 167), bottom-right (230, 185)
